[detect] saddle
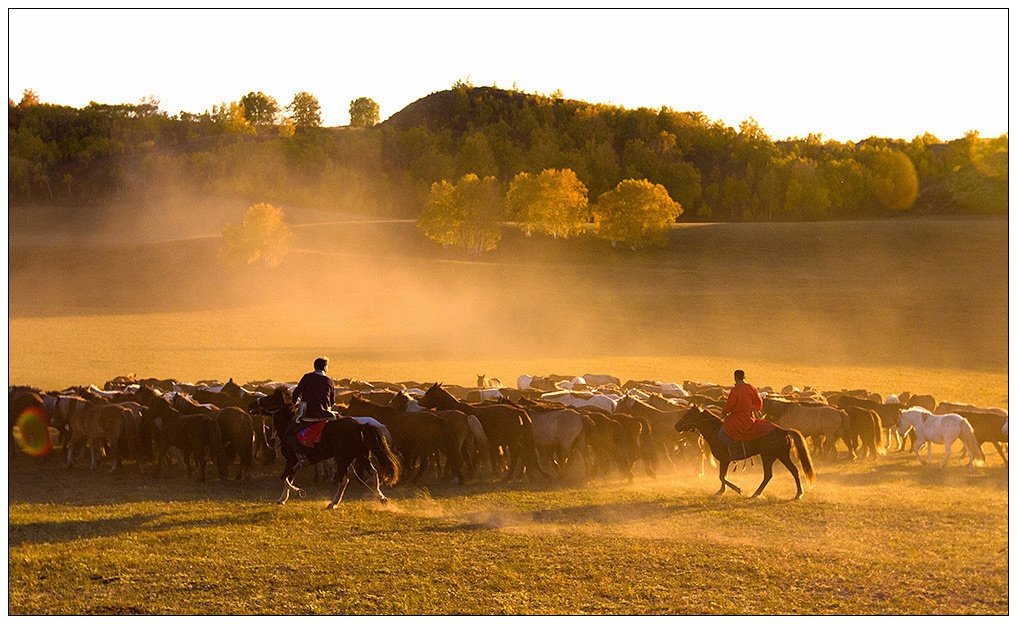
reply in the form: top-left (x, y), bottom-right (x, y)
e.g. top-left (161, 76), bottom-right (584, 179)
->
top-left (717, 427), bottom-right (761, 461)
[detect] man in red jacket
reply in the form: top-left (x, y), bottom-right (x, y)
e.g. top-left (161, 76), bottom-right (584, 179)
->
top-left (721, 370), bottom-right (776, 447)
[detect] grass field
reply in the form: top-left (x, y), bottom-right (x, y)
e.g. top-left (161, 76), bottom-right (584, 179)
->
top-left (8, 447), bottom-right (1008, 615)
top-left (7, 208), bottom-right (1010, 614)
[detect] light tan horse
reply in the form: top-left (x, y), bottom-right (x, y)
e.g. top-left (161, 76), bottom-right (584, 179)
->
top-left (763, 398), bottom-right (847, 458)
top-left (66, 403), bottom-right (136, 472)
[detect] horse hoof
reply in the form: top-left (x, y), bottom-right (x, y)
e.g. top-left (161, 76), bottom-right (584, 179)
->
top-left (379, 497), bottom-right (389, 507)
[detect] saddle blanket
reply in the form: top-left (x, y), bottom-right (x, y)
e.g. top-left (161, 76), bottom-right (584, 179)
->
top-left (296, 421), bottom-right (328, 447)
top-left (718, 427), bottom-right (761, 461)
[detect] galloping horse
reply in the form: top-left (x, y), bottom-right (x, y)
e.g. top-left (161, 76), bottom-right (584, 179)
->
top-left (266, 398), bottom-right (400, 507)
top-left (675, 406), bottom-right (816, 500)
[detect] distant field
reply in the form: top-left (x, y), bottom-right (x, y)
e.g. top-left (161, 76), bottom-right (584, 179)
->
top-left (8, 213), bottom-right (1008, 408)
top-left (8, 448), bottom-right (1008, 615)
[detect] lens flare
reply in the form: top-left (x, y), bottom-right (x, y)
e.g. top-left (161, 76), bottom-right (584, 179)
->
top-left (15, 407), bottom-right (53, 457)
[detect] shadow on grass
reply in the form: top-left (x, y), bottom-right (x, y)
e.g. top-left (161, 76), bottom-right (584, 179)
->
top-left (8, 508), bottom-right (276, 547)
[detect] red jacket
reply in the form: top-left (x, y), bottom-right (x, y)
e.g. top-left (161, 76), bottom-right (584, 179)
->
top-left (721, 382), bottom-right (776, 441)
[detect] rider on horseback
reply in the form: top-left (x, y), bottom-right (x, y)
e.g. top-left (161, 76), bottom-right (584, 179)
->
top-left (720, 369), bottom-right (777, 459)
top-left (287, 357), bottom-right (338, 464)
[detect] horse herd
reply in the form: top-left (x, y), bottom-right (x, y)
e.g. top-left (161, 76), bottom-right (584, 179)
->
top-left (8, 372), bottom-right (1009, 505)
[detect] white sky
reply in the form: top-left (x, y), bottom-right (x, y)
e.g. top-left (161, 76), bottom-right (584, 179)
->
top-left (6, 8), bottom-right (1011, 142)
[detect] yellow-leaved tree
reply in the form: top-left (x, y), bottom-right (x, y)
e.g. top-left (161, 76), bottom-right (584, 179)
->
top-left (506, 168), bottom-right (589, 239)
top-left (417, 174), bottom-right (503, 255)
top-left (220, 203), bottom-right (293, 268)
top-left (592, 179), bottom-right (682, 248)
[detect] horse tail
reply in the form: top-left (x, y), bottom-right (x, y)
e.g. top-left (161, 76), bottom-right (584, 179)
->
top-left (788, 429), bottom-right (816, 484)
top-left (205, 416), bottom-right (227, 478)
top-left (959, 418), bottom-right (986, 467)
top-left (362, 424), bottom-right (400, 486)
top-left (871, 411), bottom-right (885, 456)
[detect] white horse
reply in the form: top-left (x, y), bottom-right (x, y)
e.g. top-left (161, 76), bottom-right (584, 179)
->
top-left (517, 375), bottom-right (533, 390)
top-left (898, 407), bottom-right (985, 472)
top-left (528, 409), bottom-right (587, 479)
top-left (540, 390), bottom-right (617, 413)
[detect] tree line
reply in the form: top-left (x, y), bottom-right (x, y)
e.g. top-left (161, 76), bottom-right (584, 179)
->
top-left (8, 84), bottom-right (1008, 252)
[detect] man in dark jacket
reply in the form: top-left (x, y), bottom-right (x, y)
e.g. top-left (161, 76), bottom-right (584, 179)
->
top-left (292, 357), bottom-right (336, 422)
top-left (286, 357), bottom-right (337, 459)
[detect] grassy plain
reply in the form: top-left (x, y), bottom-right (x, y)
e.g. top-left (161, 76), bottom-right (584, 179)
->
top-left (7, 209), bottom-right (1010, 614)
top-left (8, 448), bottom-right (1009, 615)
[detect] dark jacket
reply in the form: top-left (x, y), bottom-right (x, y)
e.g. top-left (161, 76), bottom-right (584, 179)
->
top-left (292, 371), bottom-right (335, 420)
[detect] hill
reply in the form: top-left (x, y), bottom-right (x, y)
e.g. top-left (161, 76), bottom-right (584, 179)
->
top-left (8, 87), bottom-right (1008, 221)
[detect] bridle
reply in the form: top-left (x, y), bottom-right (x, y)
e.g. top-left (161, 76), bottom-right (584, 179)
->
top-left (249, 395), bottom-right (287, 416)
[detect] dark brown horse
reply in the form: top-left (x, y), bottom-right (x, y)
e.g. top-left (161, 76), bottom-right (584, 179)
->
top-left (270, 401), bottom-right (400, 507)
top-left (216, 407), bottom-right (255, 481)
top-left (675, 406), bottom-right (816, 500)
top-left (139, 395), bottom-right (226, 482)
top-left (418, 383), bottom-right (548, 482)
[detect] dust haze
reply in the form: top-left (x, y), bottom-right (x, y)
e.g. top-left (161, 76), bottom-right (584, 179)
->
top-left (8, 189), bottom-right (1009, 400)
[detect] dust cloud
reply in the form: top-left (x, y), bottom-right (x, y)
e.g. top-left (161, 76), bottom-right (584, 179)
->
top-left (7, 190), bottom-right (1009, 396)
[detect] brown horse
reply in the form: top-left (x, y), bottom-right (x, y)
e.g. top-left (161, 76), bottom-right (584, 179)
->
top-left (140, 395), bottom-right (226, 482)
top-left (216, 407), bottom-right (255, 481)
top-left (841, 405), bottom-right (884, 460)
top-left (418, 383), bottom-right (548, 482)
top-left (346, 395), bottom-right (467, 484)
top-left (675, 406), bottom-right (816, 500)
top-left (617, 395), bottom-right (706, 474)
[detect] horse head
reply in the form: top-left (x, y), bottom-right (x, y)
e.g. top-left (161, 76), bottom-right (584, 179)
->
top-left (674, 405), bottom-right (716, 433)
top-left (418, 383), bottom-right (446, 410)
top-left (222, 378), bottom-right (243, 399)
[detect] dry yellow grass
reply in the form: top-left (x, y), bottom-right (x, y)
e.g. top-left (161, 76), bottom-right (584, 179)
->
top-left (8, 447), bottom-right (1009, 615)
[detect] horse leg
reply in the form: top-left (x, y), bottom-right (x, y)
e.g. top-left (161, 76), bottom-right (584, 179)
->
top-left (327, 457), bottom-right (356, 509)
top-left (993, 441), bottom-right (1007, 466)
top-left (913, 436), bottom-right (925, 464)
top-left (779, 452), bottom-right (804, 500)
top-left (278, 460), bottom-right (305, 505)
top-left (941, 434), bottom-right (954, 469)
top-left (717, 461), bottom-right (740, 495)
top-left (412, 451), bottom-right (429, 485)
top-left (365, 460), bottom-right (388, 505)
top-left (751, 456), bottom-right (776, 498)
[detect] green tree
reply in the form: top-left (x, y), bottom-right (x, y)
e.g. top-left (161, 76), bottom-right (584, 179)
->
top-left (288, 91), bottom-right (322, 131)
top-left (219, 203), bottom-right (294, 268)
top-left (455, 132), bottom-right (498, 179)
top-left (592, 179), bottom-right (682, 248)
top-left (866, 148), bottom-right (918, 211)
top-left (239, 91), bottom-right (280, 127)
top-left (349, 97), bottom-right (380, 128)
top-left (507, 168), bottom-right (589, 239)
top-left (417, 174), bottom-right (503, 255)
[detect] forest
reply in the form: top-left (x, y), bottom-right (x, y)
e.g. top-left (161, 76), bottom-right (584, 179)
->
top-left (8, 84), bottom-right (1008, 238)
